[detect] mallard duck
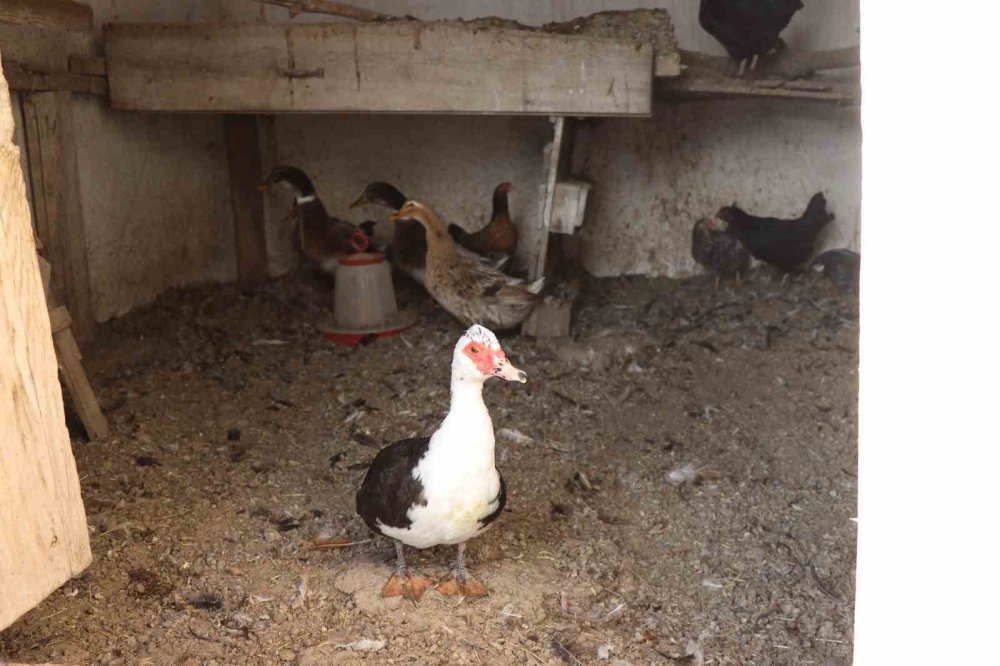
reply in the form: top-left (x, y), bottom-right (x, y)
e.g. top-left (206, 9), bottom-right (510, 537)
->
top-left (448, 182), bottom-right (518, 258)
top-left (389, 201), bottom-right (543, 330)
top-left (350, 182), bottom-right (510, 286)
top-left (260, 166), bottom-right (371, 273)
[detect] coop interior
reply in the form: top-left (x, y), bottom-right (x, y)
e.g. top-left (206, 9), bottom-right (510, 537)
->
top-left (0, 1), bottom-right (861, 665)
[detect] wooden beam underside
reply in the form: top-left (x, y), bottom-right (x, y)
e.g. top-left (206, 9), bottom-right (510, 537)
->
top-left (105, 22), bottom-right (653, 116)
top-left (0, 0), bottom-right (92, 33)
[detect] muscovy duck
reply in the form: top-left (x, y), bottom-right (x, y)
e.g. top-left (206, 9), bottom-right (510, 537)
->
top-left (356, 324), bottom-right (526, 600)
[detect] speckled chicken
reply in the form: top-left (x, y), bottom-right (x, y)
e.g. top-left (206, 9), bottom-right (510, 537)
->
top-left (260, 166), bottom-right (370, 273)
top-left (390, 201), bottom-right (543, 330)
top-left (716, 192), bottom-right (834, 272)
top-left (699, 0), bottom-right (804, 74)
top-left (691, 218), bottom-right (753, 285)
top-left (812, 249), bottom-right (860, 293)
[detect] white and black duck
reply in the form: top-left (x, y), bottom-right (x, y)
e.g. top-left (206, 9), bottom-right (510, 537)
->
top-left (356, 324), bottom-right (526, 601)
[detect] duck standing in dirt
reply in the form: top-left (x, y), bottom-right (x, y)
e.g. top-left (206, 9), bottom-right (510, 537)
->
top-left (356, 325), bottom-right (526, 601)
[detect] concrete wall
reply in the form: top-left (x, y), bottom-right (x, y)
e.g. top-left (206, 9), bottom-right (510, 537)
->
top-left (264, 0), bottom-right (861, 278)
top-left (5, 0), bottom-right (861, 322)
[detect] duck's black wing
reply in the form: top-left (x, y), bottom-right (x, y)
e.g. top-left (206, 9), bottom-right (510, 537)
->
top-left (478, 474), bottom-right (507, 528)
top-left (356, 437), bottom-right (430, 533)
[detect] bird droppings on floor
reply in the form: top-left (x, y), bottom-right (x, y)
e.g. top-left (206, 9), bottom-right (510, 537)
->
top-left (0, 271), bottom-right (857, 665)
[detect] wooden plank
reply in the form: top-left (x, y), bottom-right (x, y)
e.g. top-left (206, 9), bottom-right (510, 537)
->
top-left (53, 327), bottom-right (108, 441)
top-left (3, 60), bottom-right (108, 95)
top-left (105, 22), bottom-right (653, 116)
top-left (0, 0), bottom-right (92, 33)
top-left (225, 115), bottom-right (268, 285)
top-left (67, 55), bottom-right (107, 76)
top-left (0, 51), bottom-right (91, 632)
top-left (48, 305), bottom-right (72, 334)
top-left (531, 117), bottom-right (565, 281)
top-left (22, 91), bottom-right (94, 339)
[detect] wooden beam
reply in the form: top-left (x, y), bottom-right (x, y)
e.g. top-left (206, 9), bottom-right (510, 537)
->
top-left (0, 0), bottom-right (92, 33)
top-left (677, 46), bottom-right (860, 80)
top-left (52, 323), bottom-right (109, 441)
top-left (105, 22), bottom-right (653, 116)
top-left (1, 50), bottom-right (92, 632)
top-left (3, 60), bottom-right (107, 96)
top-left (531, 117), bottom-right (566, 281)
top-left (656, 75), bottom-right (859, 103)
top-left (22, 91), bottom-right (95, 339)
top-left (225, 115), bottom-right (268, 286)
top-left (68, 55), bottom-right (107, 77)
top-left (253, 0), bottom-right (396, 22)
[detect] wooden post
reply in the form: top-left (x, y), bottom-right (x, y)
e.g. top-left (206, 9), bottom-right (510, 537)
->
top-left (22, 90), bottom-right (94, 339)
top-left (1, 47), bottom-right (92, 632)
top-left (225, 115), bottom-right (268, 285)
top-left (530, 116), bottom-right (566, 281)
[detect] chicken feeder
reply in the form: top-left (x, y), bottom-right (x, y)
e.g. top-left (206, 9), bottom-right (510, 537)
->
top-left (320, 232), bottom-right (415, 346)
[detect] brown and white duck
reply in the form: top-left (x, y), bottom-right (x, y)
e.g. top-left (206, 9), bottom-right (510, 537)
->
top-left (389, 201), bottom-right (543, 330)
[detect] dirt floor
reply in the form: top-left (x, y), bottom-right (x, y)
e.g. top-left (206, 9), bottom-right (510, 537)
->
top-left (0, 269), bottom-right (858, 666)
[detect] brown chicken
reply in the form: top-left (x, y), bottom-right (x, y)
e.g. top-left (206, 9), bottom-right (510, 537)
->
top-left (448, 182), bottom-right (518, 257)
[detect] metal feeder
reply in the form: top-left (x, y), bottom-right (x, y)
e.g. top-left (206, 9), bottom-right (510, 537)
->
top-left (320, 232), bottom-right (415, 346)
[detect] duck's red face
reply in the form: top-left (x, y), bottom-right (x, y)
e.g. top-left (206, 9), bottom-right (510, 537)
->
top-left (462, 341), bottom-right (526, 383)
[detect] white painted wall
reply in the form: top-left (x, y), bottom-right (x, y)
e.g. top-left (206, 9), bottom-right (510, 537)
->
top-left (5, 0), bottom-right (860, 320)
top-left (263, 0), bottom-right (861, 278)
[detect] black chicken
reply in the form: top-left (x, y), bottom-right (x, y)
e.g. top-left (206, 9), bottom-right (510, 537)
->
top-left (716, 192), bottom-right (834, 272)
top-left (691, 218), bottom-right (753, 286)
top-left (812, 249), bottom-right (860, 293)
top-left (699, 0), bottom-right (804, 74)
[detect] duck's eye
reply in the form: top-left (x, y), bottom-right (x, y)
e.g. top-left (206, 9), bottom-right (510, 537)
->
top-left (470, 345), bottom-right (480, 354)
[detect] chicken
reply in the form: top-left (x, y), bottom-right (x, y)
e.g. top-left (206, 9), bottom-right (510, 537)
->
top-left (691, 218), bottom-right (753, 286)
top-left (448, 182), bottom-right (518, 258)
top-left (716, 192), bottom-right (834, 272)
top-left (356, 325), bottom-right (525, 600)
top-left (699, 0), bottom-right (804, 75)
top-left (390, 201), bottom-right (543, 330)
top-left (259, 166), bottom-right (371, 273)
top-left (812, 249), bottom-right (860, 293)
top-left (350, 181), bottom-right (511, 286)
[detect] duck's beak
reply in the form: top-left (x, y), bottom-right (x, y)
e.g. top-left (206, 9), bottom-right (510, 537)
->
top-left (257, 183), bottom-right (270, 192)
top-left (388, 211), bottom-right (402, 222)
top-left (494, 356), bottom-right (527, 384)
top-left (349, 194), bottom-right (367, 209)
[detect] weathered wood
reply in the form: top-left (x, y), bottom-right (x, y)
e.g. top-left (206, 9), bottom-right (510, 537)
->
top-left (657, 75), bottom-right (858, 103)
top-left (225, 115), bottom-right (269, 285)
top-left (48, 304), bottom-right (72, 334)
top-left (105, 22), bottom-right (653, 116)
top-left (678, 46), bottom-right (860, 80)
top-left (22, 91), bottom-right (95, 338)
top-left (531, 117), bottom-right (566, 281)
top-left (0, 49), bottom-right (92, 633)
top-left (3, 59), bottom-right (107, 95)
top-left (53, 325), bottom-right (109, 441)
top-left (68, 54), bottom-right (107, 76)
top-left (253, 0), bottom-right (395, 22)
top-left (0, 0), bottom-right (92, 33)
